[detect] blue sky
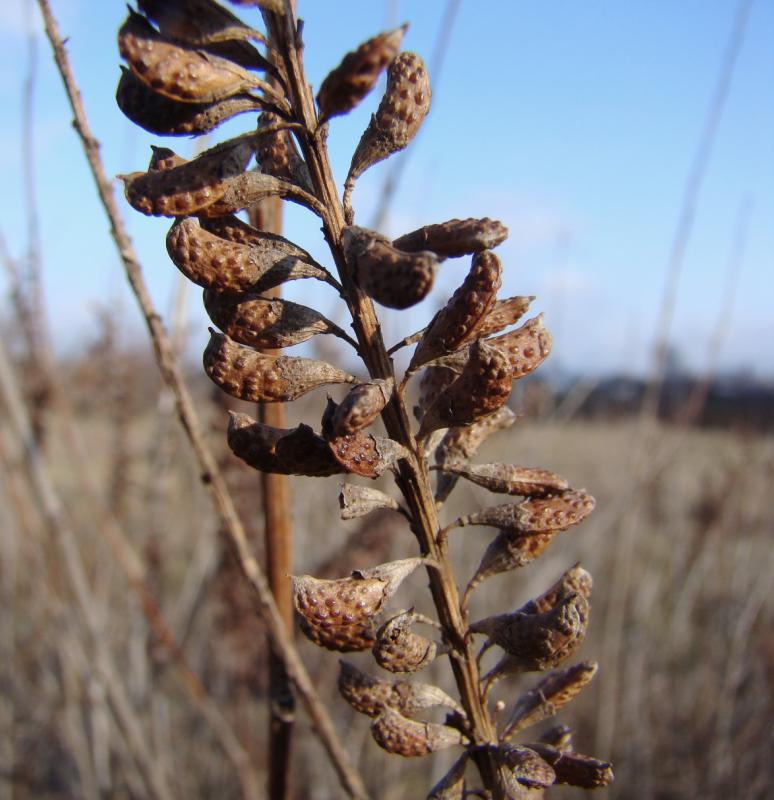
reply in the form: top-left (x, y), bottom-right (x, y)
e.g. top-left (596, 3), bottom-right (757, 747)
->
top-left (0, 1), bottom-right (772, 379)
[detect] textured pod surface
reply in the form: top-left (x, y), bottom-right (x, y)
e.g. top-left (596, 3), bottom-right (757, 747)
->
top-left (393, 217), bottom-right (508, 259)
top-left (526, 744), bottom-right (613, 789)
top-left (503, 661), bottom-right (599, 738)
top-left (427, 754), bottom-right (468, 799)
top-left (203, 330), bottom-right (356, 402)
top-left (256, 111), bottom-right (314, 193)
top-left (445, 463), bottom-right (570, 497)
top-left (373, 610), bottom-right (437, 673)
top-left (227, 412), bottom-right (344, 477)
top-left (203, 289), bottom-right (343, 349)
top-left (416, 365), bottom-right (458, 420)
top-left (466, 531), bottom-right (554, 596)
top-left (523, 564), bottom-right (593, 615)
top-left (343, 226), bottom-right (438, 310)
top-left (116, 67), bottom-right (261, 135)
top-left (317, 25), bottom-right (407, 119)
top-left (477, 295), bottom-right (535, 338)
top-left (488, 314), bottom-right (553, 378)
top-left (339, 484), bottom-right (400, 519)
top-left (347, 52), bottom-right (431, 183)
top-left (327, 432), bottom-right (407, 478)
top-left (417, 340), bottom-right (512, 438)
top-left (409, 250), bottom-right (503, 371)
top-left (332, 379), bottom-right (393, 437)
top-left (512, 490), bottom-right (596, 534)
top-left (371, 707), bottom-right (464, 757)
top-left (497, 745), bottom-right (556, 790)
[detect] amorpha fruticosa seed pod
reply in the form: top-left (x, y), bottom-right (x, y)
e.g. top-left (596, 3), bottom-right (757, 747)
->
top-left (512, 490), bottom-right (596, 534)
top-left (331, 379), bottom-right (393, 437)
top-left (372, 610), bottom-right (437, 674)
top-left (342, 226), bottom-right (438, 310)
top-left (394, 217), bottom-right (509, 260)
top-left (203, 330), bottom-right (357, 402)
top-left (502, 661), bottom-right (599, 739)
top-left (426, 754), bottom-right (468, 799)
top-left (524, 744), bottom-right (613, 789)
top-left (415, 366), bottom-right (457, 420)
top-left (409, 250), bottom-right (502, 371)
top-left (441, 463), bottom-right (570, 498)
top-left (227, 412), bottom-right (344, 477)
top-left (488, 313), bottom-right (553, 378)
top-left (338, 484), bottom-right (400, 520)
top-left (497, 745), bottom-right (556, 791)
top-left (256, 110), bottom-right (314, 194)
top-left (371, 707), bottom-right (465, 757)
top-left (203, 289), bottom-right (347, 349)
top-left (476, 295), bottom-right (535, 338)
top-left (317, 25), bottom-right (407, 120)
top-left (521, 564), bottom-right (593, 615)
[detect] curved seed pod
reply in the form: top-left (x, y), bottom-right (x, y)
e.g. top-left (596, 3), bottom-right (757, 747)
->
top-left (512, 490), bottom-right (596, 534)
top-left (343, 226), bottom-right (438, 310)
top-left (417, 340), bottom-right (512, 439)
top-left (203, 289), bottom-right (347, 349)
top-left (227, 412), bottom-right (344, 476)
top-left (502, 661), bottom-right (598, 739)
top-left (393, 217), bottom-right (509, 259)
top-left (497, 745), bottom-right (556, 790)
top-left (121, 136), bottom-right (254, 217)
top-left (332, 379), bottom-right (393, 437)
top-left (521, 564), bottom-right (593, 615)
top-left (415, 365), bottom-right (458, 421)
top-left (346, 51), bottom-right (431, 185)
top-left (371, 707), bottom-right (464, 757)
top-left (339, 484), bottom-right (400, 520)
top-left (525, 744), bottom-right (613, 789)
top-left (317, 25), bottom-right (407, 120)
top-left (426, 754), bottom-right (469, 799)
top-left (116, 67), bottom-right (262, 135)
top-left (477, 295), bottom-right (535, 338)
top-left (409, 251), bottom-right (502, 371)
top-left (203, 330), bottom-right (357, 402)
top-left (373, 610), bottom-right (437, 673)
top-left (488, 314), bottom-right (553, 378)
top-left (256, 111), bottom-right (314, 194)
top-left (441, 463), bottom-right (570, 498)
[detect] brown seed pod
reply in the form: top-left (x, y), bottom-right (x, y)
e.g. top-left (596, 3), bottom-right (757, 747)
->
top-left (393, 217), bottom-right (509, 259)
top-left (317, 25), bottom-right (407, 120)
top-left (502, 661), bottom-right (599, 739)
top-left (488, 313), bottom-right (553, 378)
top-left (497, 745), bottom-right (556, 790)
top-left (203, 330), bottom-right (357, 402)
top-left (373, 610), bottom-right (437, 673)
top-left (256, 111), bottom-right (314, 194)
top-left (415, 365), bottom-right (458, 421)
top-left (441, 463), bottom-right (570, 498)
top-left (147, 145), bottom-right (187, 172)
top-left (343, 226), bottom-right (438, 310)
top-left (409, 250), bottom-right (503, 371)
top-left (116, 67), bottom-right (262, 136)
top-left (338, 484), bottom-right (400, 520)
top-left (522, 564), bottom-right (593, 615)
top-left (511, 490), bottom-right (596, 534)
top-left (538, 724), bottom-right (574, 751)
top-left (417, 340), bottom-right (513, 439)
top-left (203, 289), bottom-right (348, 349)
top-left (331, 379), bottom-right (393, 437)
top-left (525, 744), bottom-right (613, 789)
top-left (426, 754), bottom-right (469, 799)
top-left (476, 295), bottom-right (535, 338)
top-left (227, 411), bottom-right (344, 477)
top-left (120, 136), bottom-right (254, 217)
top-left (371, 707), bottom-right (464, 757)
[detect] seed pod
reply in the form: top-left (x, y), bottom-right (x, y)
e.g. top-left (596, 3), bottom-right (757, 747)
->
top-left (502, 661), bottom-right (599, 739)
top-left (409, 251), bottom-right (502, 371)
top-left (331, 379), bottom-right (393, 437)
top-left (476, 295), bottom-right (535, 338)
top-left (497, 745), bottom-right (556, 790)
top-left (203, 330), bottom-right (357, 402)
top-left (426, 754), bottom-right (469, 799)
top-left (317, 25), bottom-right (407, 120)
top-left (538, 724), bottom-right (574, 751)
top-left (203, 289), bottom-right (347, 349)
top-left (343, 226), bottom-right (438, 310)
top-left (511, 490), bottom-right (596, 534)
top-left (346, 52), bottom-right (431, 184)
top-left (394, 217), bottom-right (509, 259)
top-left (121, 136), bottom-right (254, 217)
top-left (417, 340), bottom-right (512, 438)
top-left (339, 484), bottom-right (400, 520)
top-left (488, 314), bottom-right (552, 378)
top-left (415, 366), bottom-right (458, 421)
top-left (525, 744), bottom-right (613, 789)
top-left (442, 463), bottom-right (570, 498)
top-left (373, 610), bottom-right (437, 673)
top-left (147, 145), bottom-right (187, 172)
top-left (371, 707), bottom-right (464, 757)
top-left (256, 111), bottom-right (314, 194)
top-left (227, 412), bottom-right (344, 476)
top-left (521, 564), bottom-right (593, 615)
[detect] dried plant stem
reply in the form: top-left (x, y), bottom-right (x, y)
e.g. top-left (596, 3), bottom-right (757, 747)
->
top-left (37, 3), bottom-right (367, 797)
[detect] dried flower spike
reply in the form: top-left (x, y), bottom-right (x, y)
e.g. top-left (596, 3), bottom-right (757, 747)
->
top-left (371, 707), bottom-right (464, 757)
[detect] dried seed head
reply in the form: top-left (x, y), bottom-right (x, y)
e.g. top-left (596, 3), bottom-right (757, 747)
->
top-left (371, 707), bottom-right (464, 757)
top-left (373, 610), bottom-right (437, 673)
top-left (317, 25), bottom-right (407, 120)
top-left (497, 745), bottom-right (556, 790)
top-left (409, 250), bottom-right (503, 371)
top-left (393, 217), bottom-right (509, 259)
top-left (417, 340), bottom-right (513, 438)
top-left (522, 564), bottom-right (593, 615)
top-left (347, 52), bottom-right (431, 184)
top-left (256, 111), bottom-right (314, 194)
top-left (203, 289), bottom-right (345, 349)
top-left (503, 662), bottom-right (599, 738)
top-left (203, 330), bottom-right (357, 402)
top-left (477, 295), bottom-right (536, 338)
top-left (227, 412), bottom-right (344, 477)
top-left (426, 754), bottom-right (469, 799)
top-left (444, 463), bottom-right (570, 498)
top-left (488, 314), bottom-right (553, 378)
top-left (343, 226), bottom-right (438, 310)
top-left (331, 379), bottom-right (393, 437)
top-left (338, 484), bottom-right (400, 520)
top-left (513, 490), bottom-right (596, 534)
top-left (526, 744), bottom-right (613, 789)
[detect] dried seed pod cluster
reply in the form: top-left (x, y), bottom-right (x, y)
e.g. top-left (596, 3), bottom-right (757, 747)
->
top-left (117, 5), bottom-right (610, 795)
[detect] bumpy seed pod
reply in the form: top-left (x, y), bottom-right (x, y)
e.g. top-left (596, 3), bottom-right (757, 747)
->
top-left (525, 744), bottom-right (613, 789)
top-left (346, 51), bottom-right (431, 185)
top-left (477, 295), bottom-right (535, 338)
top-left (415, 365), bottom-right (458, 420)
top-left (426, 754), bottom-right (468, 799)
top-left (511, 490), bottom-right (596, 534)
top-left (331, 379), bottom-right (393, 437)
top-left (409, 250), bottom-right (503, 371)
top-left (371, 707), bottom-right (464, 757)
top-left (488, 314), bottom-right (552, 378)
top-left (441, 463), bottom-right (570, 498)
top-left (203, 289), bottom-right (347, 349)
top-left (497, 745), bottom-right (556, 791)
top-left (256, 111), bottom-right (314, 194)
top-left (317, 25), bottom-right (407, 120)
top-left (339, 484), bottom-right (400, 520)
top-left (373, 610), bottom-right (437, 673)
top-left (522, 564), bottom-right (593, 615)
top-left (503, 661), bottom-right (599, 739)
top-left (394, 217), bottom-right (509, 259)
top-left (343, 226), bottom-right (438, 310)
top-left (227, 412), bottom-right (344, 476)
top-left (203, 330), bottom-right (357, 402)
top-left (417, 340), bottom-right (513, 438)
